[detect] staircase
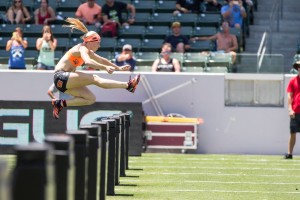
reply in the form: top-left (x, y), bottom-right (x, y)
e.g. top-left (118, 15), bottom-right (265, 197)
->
top-left (244, 0), bottom-right (300, 73)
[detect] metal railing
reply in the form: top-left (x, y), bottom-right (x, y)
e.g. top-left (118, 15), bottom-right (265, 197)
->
top-left (257, 0), bottom-right (283, 72)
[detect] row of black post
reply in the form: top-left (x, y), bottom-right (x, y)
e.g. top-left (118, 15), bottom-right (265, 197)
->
top-left (1, 113), bottom-right (131, 200)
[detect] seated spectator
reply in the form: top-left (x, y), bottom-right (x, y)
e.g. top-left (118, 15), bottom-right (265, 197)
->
top-left (221, 0), bottom-right (247, 29)
top-left (5, 27), bottom-right (27, 69)
top-left (75, 0), bottom-right (102, 26)
top-left (191, 21), bottom-right (238, 64)
top-left (36, 25), bottom-right (57, 70)
top-left (102, 0), bottom-right (136, 27)
top-left (173, 0), bottom-right (201, 15)
top-left (34, 0), bottom-right (56, 25)
top-left (203, 0), bottom-right (222, 12)
top-left (152, 43), bottom-right (181, 72)
top-left (115, 44), bottom-right (136, 71)
top-left (6, 0), bottom-right (31, 24)
top-left (164, 22), bottom-right (190, 53)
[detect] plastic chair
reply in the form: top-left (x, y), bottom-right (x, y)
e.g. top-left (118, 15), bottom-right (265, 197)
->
top-left (183, 52), bottom-right (209, 68)
top-left (116, 38), bottom-right (141, 52)
top-left (193, 26), bottom-right (217, 37)
top-left (174, 13), bottom-right (198, 27)
top-left (132, 0), bottom-right (155, 13)
top-left (140, 38), bottom-right (164, 52)
top-left (118, 25), bottom-right (146, 39)
top-left (208, 52), bottom-right (232, 68)
top-left (182, 66), bottom-right (204, 73)
top-left (155, 0), bottom-right (176, 13)
top-left (56, 0), bottom-right (81, 12)
top-left (99, 37), bottom-right (117, 52)
top-left (196, 13), bottom-right (222, 28)
top-left (135, 52), bottom-right (159, 66)
top-left (149, 13), bottom-right (175, 26)
top-left (179, 26), bottom-right (193, 38)
top-left (134, 12), bottom-right (151, 26)
top-left (144, 25), bottom-right (170, 39)
top-left (189, 40), bottom-right (215, 52)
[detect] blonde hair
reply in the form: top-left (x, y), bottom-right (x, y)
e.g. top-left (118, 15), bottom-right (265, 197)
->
top-left (63, 17), bottom-right (88, 33)
top-left (63, 17), bottom-right (99, 41)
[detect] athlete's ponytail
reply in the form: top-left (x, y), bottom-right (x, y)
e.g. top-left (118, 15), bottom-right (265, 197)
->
top-left (63, 18), bottom-right (88, 33)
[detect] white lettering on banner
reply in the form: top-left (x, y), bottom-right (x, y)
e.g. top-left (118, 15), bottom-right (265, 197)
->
top-left (0, 109), bottom-right (128, 145)
top-left (67, 110), bottom-right (79, 130)
top-left (2, 123), bottom-right (29, 145)
top-left (32, 109), bottom-right (45, 143)
top-left (0, 109), bottom-right (30, 145)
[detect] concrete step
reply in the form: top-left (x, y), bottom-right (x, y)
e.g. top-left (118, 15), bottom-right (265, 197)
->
top-left (253, 12), bottom-right (300, 20)
top-left (254, 19), bottom-right (300, 27)
top-left (249, 24), bottom-right (300, 33)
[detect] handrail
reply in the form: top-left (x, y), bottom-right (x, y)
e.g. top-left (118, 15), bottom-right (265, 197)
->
top-left (257, 0), bottom-right (282, 72)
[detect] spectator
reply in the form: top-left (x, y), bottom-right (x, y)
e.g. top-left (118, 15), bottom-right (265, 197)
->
top-left (48, 83), bottom-right (72, 100)
top-left (6, 0), bottom-right (31, 24)
top-left (152, 43), bottom-right (181, 72)
top-left (75, 0), bottom-right (102, 26)
top-left (191, 21), bottom-right (238, 64)
top-left (203, 0), bottom-right (222, 12)
top-left (285, 61), bottom-right (300, 159)
top-left (115, 44), bottom-right (136, 71)
top-left (164, 22), bottom-right (190, 53)
top-left (102, 0), bottom-right (136, 27)
top-left (173, 0), bottom-right (202, 15)
top-left (34, 0), bottom-right (56, 25)
top-left (221, 0), bottom-right (247, 29)
top-left (5, 27), bottom-right (27, 69)
top-left (36, 25), bottom-right (57, 70)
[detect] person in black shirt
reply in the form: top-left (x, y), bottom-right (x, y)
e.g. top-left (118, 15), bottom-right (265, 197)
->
top-left (164, 22), bottom-right (190, 53)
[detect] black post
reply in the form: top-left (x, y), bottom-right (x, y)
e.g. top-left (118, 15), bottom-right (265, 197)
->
top-left (80, 125), bottom-right (101, 200)
top-left (91, 121), bottom-right (108, 200)
top-left (11, 143), bottom-right (55, 200)
top-left (101, 119), bottom-right (116, 195)
top-left (109, 115), bottom-right (121, 186)
top-left (118, 114), bottom-right (126, 177)
top-left (44, 134), bottom-right (74, 200)
top-left (0, 160), bottom-right (11, 200)
top-left (66, 130), bottom-right (88, 200)
top-left (124, 114), bottom-right (131, 169)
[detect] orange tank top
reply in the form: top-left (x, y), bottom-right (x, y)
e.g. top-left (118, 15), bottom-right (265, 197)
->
top-left (68, 51), bottom-right (84, 67)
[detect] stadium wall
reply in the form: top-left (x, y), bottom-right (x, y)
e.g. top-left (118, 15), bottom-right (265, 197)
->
top-left (0, 70), bottom-right (297, 155)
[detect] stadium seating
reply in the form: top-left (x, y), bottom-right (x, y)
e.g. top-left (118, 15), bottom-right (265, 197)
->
top-left (144, 25), bottom-right (170, 39)
top-left (135, 52), bottom-right (159, 66)
top-left (118, 25), bottom-right (146, 39)
top-left (116, 38), bottom-right (141, 52)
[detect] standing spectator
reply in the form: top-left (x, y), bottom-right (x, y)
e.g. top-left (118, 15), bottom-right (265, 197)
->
top-left (191, 21), bottom-right (238, 64)
top-left (115, 44), bottom-right (136, 71)
top-left (164, 22), bottom-right (190, 53)
top-left (5, 27), bottom-right (27, 69)
top-left (173, 0), bottom-right (202, 15)
top-left (285, 61), bottom-right (300, 159)
top-left (221, 0), bottom-right (247, 29)
top-left (102, 0), bottom-right (136, 27)
top-left (36, 25), bottom-right (57, 70)
top-left (75, 0), bottom-right (102, 26)
top-left (6, 0), bottom-right (31, 24)
top-left (152, 43), bottom-right (181, 72)
top-left (34, 0), bottom-right (56, 25)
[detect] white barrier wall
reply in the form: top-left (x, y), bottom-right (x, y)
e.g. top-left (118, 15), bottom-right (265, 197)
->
top-left (0, 70), bottom-right (297, 155)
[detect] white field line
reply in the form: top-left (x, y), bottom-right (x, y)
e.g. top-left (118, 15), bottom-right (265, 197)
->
top-left (129, 160), bottom-right (300, 166)
top-left (130, 157), bottom-right (300, 162)
top-left (128, 165), bottom-right (300, 171)
top-left (115, 188), bottom-right (300, 194)
top-left (126, 171), bottom-right (300, 177)
top-left (120, 179), bottom-right (300, 185)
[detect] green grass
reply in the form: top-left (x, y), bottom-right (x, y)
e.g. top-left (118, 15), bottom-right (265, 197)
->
top-left (2, 153), bottom-right (300, 200)
top-left (108, 153), bottom-right (300, 200)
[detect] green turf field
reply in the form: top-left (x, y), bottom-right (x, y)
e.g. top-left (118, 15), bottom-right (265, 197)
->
top-left (2, 153), bottom-right (300, 200)
top-left (108, 153), bottom-right (300, 200)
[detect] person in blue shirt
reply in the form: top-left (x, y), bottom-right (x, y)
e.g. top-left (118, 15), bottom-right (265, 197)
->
top-left (5, 27), bottom-right (27, 69)
top-left (115, 44), bottom-right (136, 71)
top-left (221, 0), bottom-right (247, 29)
